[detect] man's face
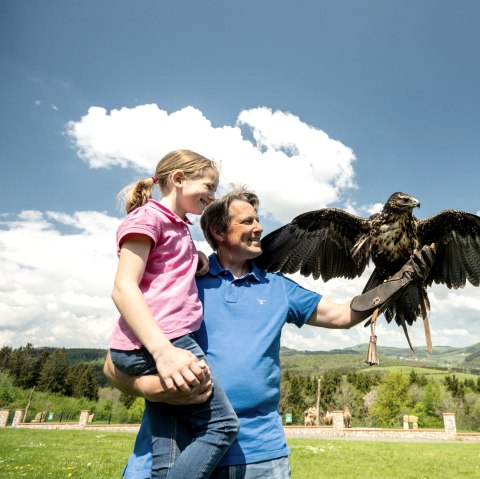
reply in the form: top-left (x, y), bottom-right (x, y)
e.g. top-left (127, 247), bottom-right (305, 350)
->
top-left (221, 200), bottom-right (263, 260)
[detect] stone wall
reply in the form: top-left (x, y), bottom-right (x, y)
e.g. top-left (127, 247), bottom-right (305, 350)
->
top-left (1, 408), bottom-right (479, 442)
top-left (0, 409), bottom-right (9, 427)
top-left (284, 412), bottom-right (480, 442)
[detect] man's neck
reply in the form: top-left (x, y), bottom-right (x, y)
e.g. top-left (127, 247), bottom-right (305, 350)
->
top-left (216, 252), bottom-right (251, 279)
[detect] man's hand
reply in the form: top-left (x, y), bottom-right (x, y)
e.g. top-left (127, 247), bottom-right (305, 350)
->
top-left (152, 344), bottom-right (209, 393)
top-left (103, 352), bottom-right (213, 404)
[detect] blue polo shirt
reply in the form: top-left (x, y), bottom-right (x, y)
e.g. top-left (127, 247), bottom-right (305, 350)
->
top-left (123, 254), bottom-right (321, 476)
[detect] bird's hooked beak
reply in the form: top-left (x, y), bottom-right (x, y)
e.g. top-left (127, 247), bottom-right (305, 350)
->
top-left (410, 196), bottom-right (420, 209)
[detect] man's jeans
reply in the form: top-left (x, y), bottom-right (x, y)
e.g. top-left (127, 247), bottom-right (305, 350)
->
top-left (111, 334), bottom-right (239, 479)
top-left (210, 457), bottom-right (291, 479)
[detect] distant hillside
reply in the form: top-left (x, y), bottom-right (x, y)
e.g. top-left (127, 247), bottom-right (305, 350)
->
top-left (38, 347), bottom-right (107, 364)
top-left (34, 343), bottom-right (480, 379)
top-left (280, 342), bottom-right (480, 375)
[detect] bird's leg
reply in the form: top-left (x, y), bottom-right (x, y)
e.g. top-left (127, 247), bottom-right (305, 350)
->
top-left (423, 316), bottom-right (432, 354)
top-left (366, 308), bottom-right (380, 366)
top-left (420, 297), bottom-right (433, 354)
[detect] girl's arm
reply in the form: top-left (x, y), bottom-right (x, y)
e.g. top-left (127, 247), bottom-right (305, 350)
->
top-left (111, 235), bottom-right (206, 393)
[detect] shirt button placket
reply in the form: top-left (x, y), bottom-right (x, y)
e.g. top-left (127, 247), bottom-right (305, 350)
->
top-left (225, 280), bottom-right (239, 303)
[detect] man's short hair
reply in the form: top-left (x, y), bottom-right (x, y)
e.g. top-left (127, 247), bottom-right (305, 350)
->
top-left (201, 186), bottom-right (259, 250)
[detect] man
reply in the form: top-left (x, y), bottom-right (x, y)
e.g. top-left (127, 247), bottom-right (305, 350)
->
top-left (104, 187), bottom-right (435, 478)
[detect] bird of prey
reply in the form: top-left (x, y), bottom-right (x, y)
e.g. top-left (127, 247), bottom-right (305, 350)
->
top-left (256, 192), bottom-right (480, 352)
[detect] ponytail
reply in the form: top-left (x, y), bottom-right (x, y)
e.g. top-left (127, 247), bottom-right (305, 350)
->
top-left (123, 176), bottom-right (157, 214)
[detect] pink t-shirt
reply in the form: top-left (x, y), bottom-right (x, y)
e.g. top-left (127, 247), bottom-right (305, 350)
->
top-left (109, 199), bottom-right (203, 350)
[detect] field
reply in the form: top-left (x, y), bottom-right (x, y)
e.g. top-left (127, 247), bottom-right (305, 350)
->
top-left (0, 429), bottom-right (479, 478)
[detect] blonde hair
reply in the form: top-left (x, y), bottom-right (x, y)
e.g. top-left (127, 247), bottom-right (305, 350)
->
top-left (121, 149), bottom-right (218, 214)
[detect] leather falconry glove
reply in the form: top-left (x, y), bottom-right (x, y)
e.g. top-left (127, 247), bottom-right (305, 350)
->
top-left (351, 243), bottom-right (436, 316)
top-left (351, 243), bottom-right (436, 365)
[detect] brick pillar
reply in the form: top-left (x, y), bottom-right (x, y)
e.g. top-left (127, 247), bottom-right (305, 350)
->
top-left (12, 409), bottom-right (25, 427)
top-left (79, 410), bottom-right (90, 427)
top-left (0, 409), bottom-right (9, 427)
top-left (332, 410), bottom-right (344, 436)
top-left (443, 412), bottom-right (457, 440)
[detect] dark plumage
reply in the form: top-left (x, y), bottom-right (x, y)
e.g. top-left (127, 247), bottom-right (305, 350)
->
top-left (256, 192), bottom-right (480, 350)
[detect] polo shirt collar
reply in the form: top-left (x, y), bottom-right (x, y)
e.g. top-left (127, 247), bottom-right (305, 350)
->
top-left (208, 253), bottom-right (263, 282)
top-left (149, 199), bottom-right (192, 225)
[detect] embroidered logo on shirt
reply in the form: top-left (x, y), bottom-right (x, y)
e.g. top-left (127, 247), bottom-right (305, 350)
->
top-left (257, 299), bottom-right (267, 305)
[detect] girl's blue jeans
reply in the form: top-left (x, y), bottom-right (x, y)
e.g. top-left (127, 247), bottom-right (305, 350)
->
top-left (110, 333), bottom-right (239, 479)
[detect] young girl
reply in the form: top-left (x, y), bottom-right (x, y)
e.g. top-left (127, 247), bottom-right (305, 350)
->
top-left (109, 149), bottom-right (239, 479)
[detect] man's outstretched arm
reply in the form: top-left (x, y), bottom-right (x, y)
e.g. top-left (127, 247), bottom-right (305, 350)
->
top-left (103, 352), bottom-right (213, 405)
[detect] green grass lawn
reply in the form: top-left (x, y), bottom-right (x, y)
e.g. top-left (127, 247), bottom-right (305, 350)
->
top-left (289, 438), bottom-right (480, 478)
top-left (0, 429), bottom-right (479, 478)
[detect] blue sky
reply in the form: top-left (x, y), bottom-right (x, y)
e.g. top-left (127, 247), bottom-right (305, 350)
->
top-left (1, 0), bottom-right (479, 352)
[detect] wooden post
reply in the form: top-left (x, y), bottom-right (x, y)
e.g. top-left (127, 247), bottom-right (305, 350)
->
top-left (315, 378), bottom-right (321, 426)
top-left (24, 386), bottom-right (35, 423)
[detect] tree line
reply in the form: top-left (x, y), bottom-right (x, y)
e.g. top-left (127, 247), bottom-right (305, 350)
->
top-left (279, 367), bottom-right (480, 430)
top-left (0, 344), bottom-right (99, 401)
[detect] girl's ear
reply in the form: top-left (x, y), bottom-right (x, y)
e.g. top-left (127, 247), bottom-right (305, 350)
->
top-left (171, 170), bottom-right (185, 187)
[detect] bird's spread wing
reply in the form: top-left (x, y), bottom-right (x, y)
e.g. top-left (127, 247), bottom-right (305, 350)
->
top-left (417, 210), bottom-right (480, 288)
top-left (256, 209), bottom-right (371, 281)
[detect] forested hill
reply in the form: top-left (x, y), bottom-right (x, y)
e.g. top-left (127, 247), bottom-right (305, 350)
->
top-left (279, 342), bottom-right (480, 375)
top-left (36, 341), bottom-right (480, 373)
top-left (37, 347), bottom-right (108, 364)
top-left (4, 342), bottom-right (480, 377)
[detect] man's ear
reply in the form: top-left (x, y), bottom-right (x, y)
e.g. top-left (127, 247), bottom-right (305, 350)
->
top-left (211, 228), bottom-right (224, 242)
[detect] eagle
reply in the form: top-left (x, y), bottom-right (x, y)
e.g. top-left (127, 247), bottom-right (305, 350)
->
top-left (256, 192), bottom-right (480, 352)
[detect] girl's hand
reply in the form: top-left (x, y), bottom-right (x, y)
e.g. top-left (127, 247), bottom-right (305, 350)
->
top-left (154, 345), bottom-right (209, 393)
top-left (196, 251), bottom-right (210, 276)
top-left (103, 351), bottom-right (213, 404)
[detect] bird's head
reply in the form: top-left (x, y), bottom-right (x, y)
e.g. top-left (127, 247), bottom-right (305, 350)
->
top-left (384, 192), bottom-right (420, 213)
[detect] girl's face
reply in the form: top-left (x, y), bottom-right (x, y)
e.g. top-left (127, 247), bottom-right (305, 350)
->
top-left (180, 167), bottom-right (219, 216)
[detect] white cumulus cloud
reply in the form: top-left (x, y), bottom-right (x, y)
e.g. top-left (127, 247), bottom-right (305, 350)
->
top-left (67, 105), bottom-right (357, 223)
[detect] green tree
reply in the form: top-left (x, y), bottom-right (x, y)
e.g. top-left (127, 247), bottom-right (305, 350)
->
top-left (319, 370), bottom-right (342, 412)
top-left (409, 369), bottom-right (428, 386)
top-left (347, 370), bottom-right (382, 393)
top-left (67, 363), bottom-right (99, 400)
top-left (369, 371), bottom-right (411, 427)
top-left (0, 346), bottom-right (13, 372)
top-left (128, 397), bottom-right (146, 423)
top-left (0, 372), bottom-right (15, 406)
top-left (444, 374), bottom-right (465, 400)
top-left (37, 348), bottom-right (69, 394)
top-left (8, 344), bottom-right (46, 388)
top-left (469, 397), bottom-right (480, 430)
top-left (93, 398), bottom-right (114, 422)
top-left (412, 381), bottom-right (443, 428)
